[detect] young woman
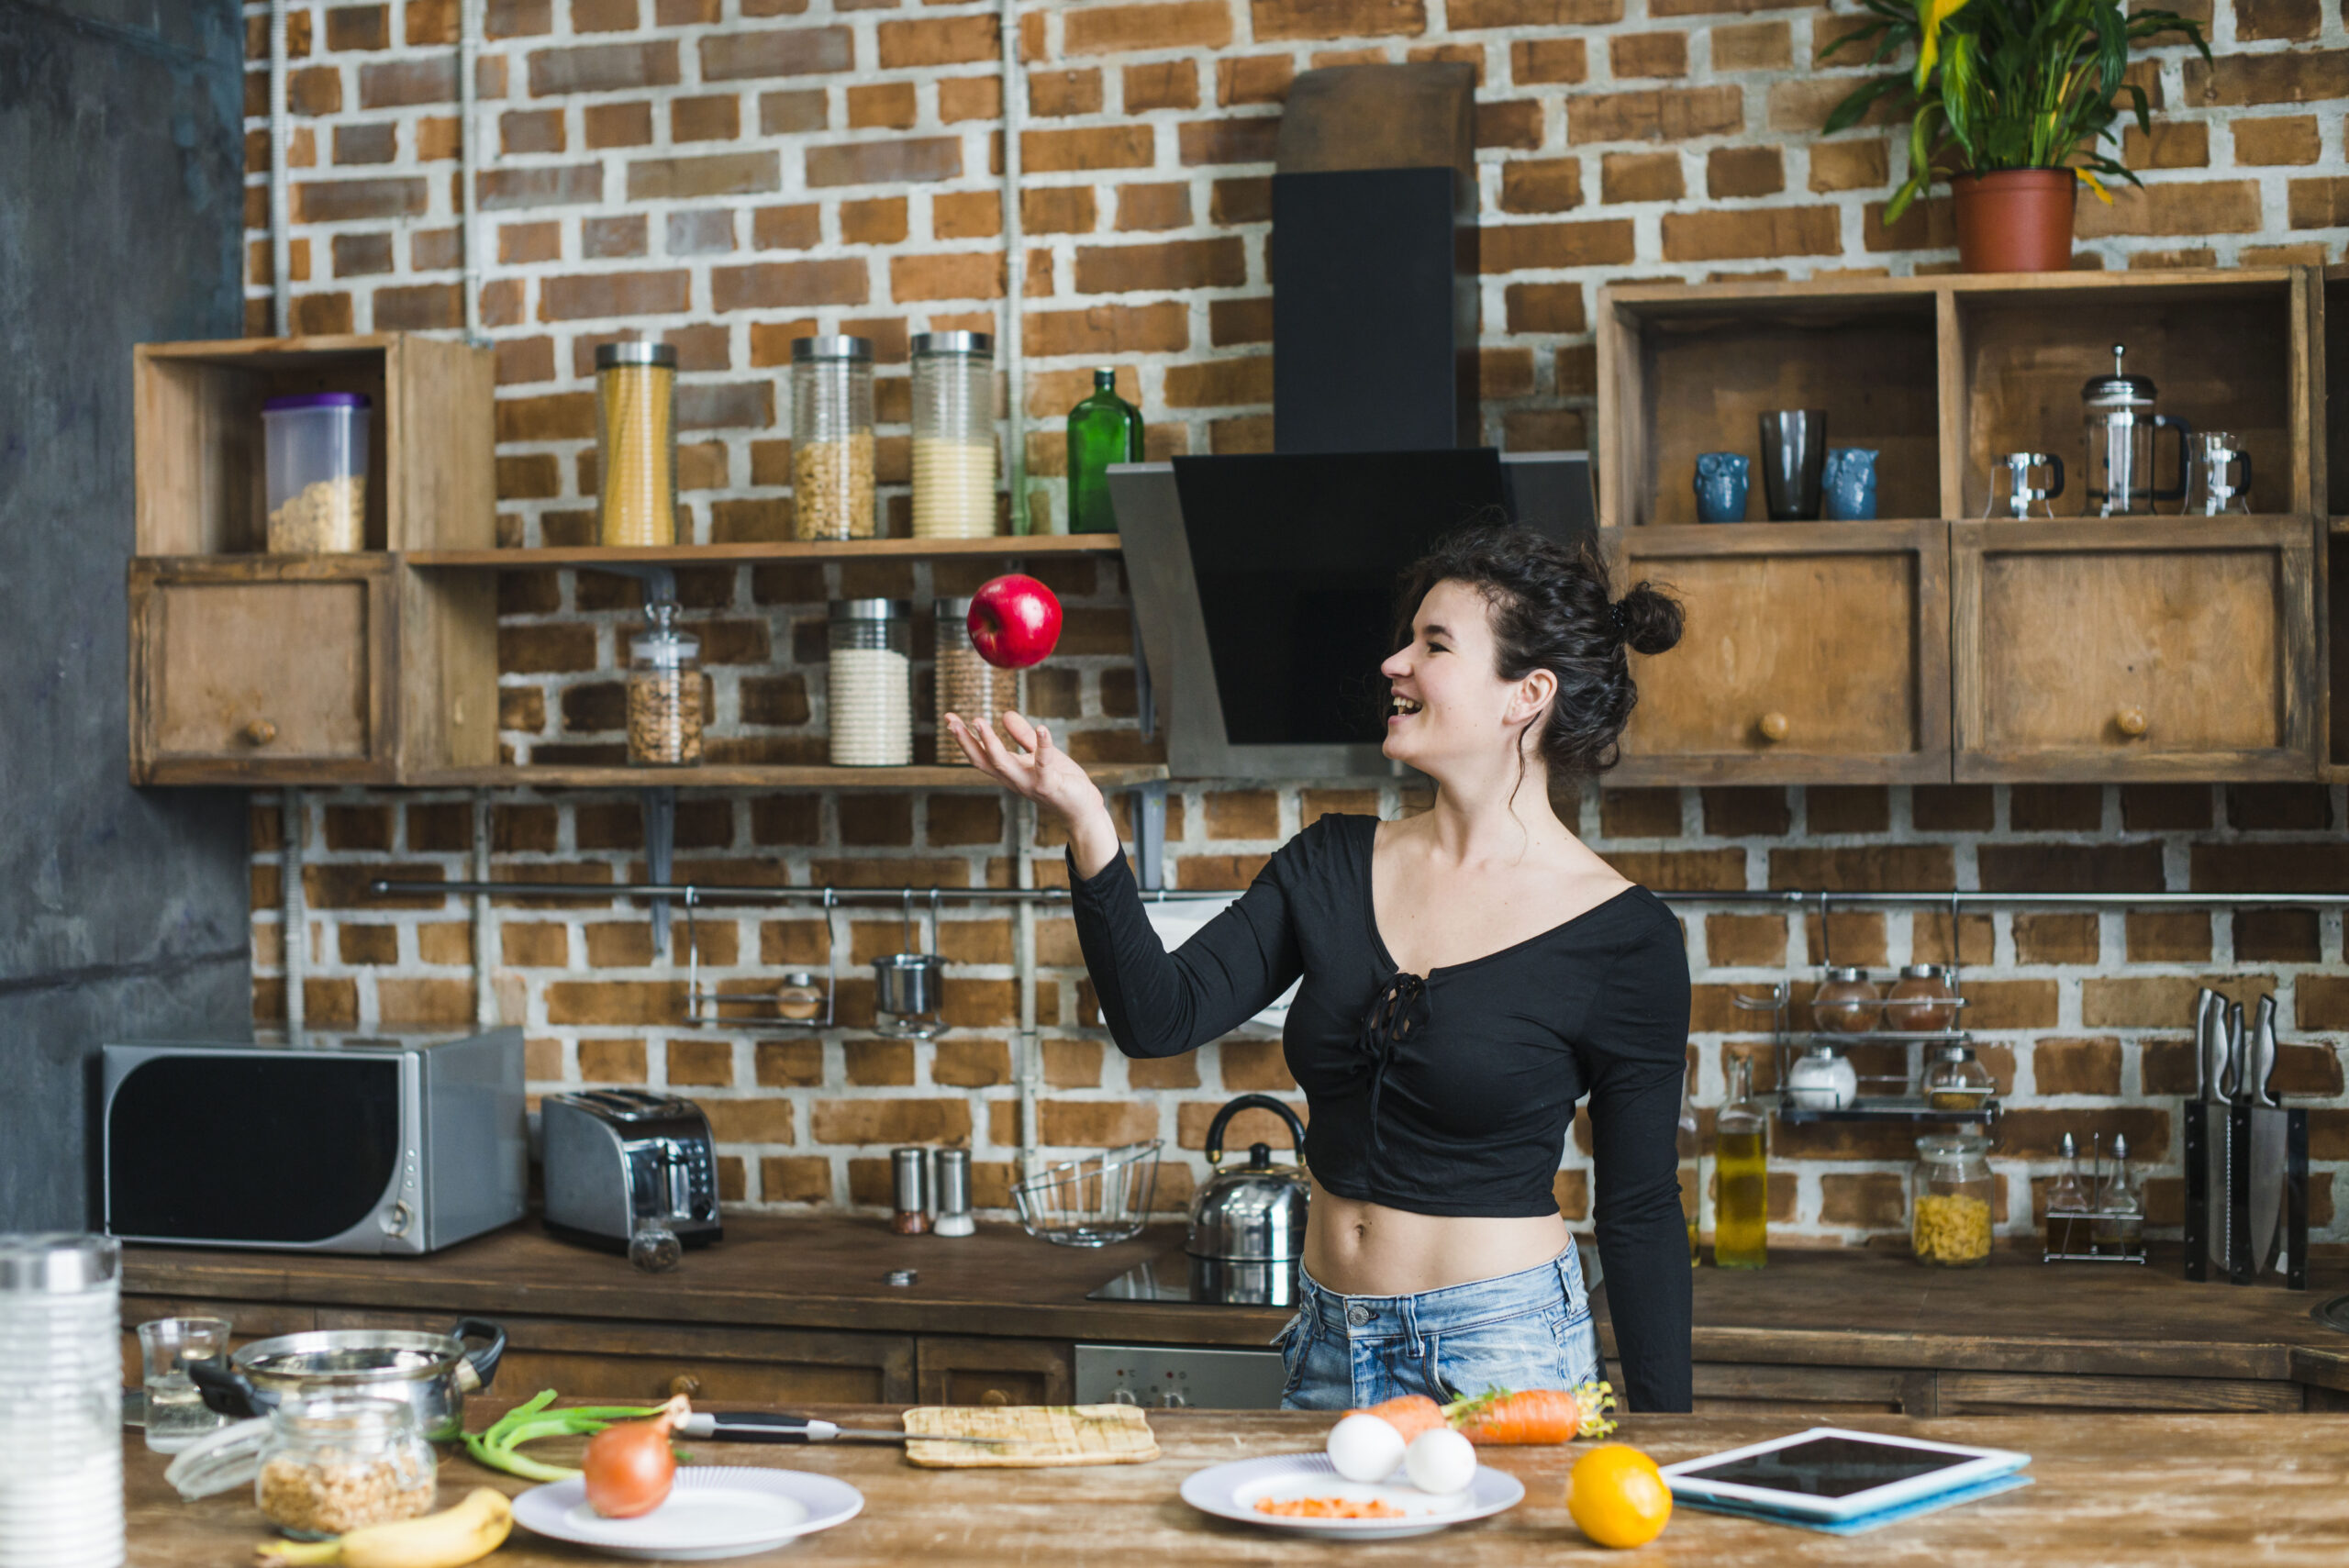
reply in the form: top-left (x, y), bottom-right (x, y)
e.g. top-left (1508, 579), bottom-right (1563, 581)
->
top-left (944, 525), bottom-right (1692, 1414)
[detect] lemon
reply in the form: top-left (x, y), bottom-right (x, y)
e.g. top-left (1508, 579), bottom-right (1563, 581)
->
top-left (1566, 1443), bottom-right (1673, 1550)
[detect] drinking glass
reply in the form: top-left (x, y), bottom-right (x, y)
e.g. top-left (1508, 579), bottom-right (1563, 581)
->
top-left (1758, 409), bottom-right (1827, 521)
top-left (138, 1316), bottom-right (232, 1453)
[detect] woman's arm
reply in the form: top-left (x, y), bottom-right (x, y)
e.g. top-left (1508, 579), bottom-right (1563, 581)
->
top-left (941, 707), bottom-right (1303, 1060)
top-left (1584, 910), bottom-right (1695, 1413)
top-left (1069, 849), bottom-right (1303, 1059)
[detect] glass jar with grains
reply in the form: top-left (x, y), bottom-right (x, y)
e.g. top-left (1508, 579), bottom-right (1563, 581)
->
top-left (628, 601), bottom-right (704, 766)
top-left (255, 1396), bottom-right (435, 1540)
top-left (596, 341), bottom-right (678, 547)
top-left (909, 331), bottom-right (996, 539)
top-left (791, 336), bottom-right (876, 540)
top-left (932, 595), bottom-right (1008, 765)
top-left (1811, 966), bottom-right (1880, 1034)
top-left (829, 598), bottom-right (912, 766)
top-left (1911, 1134), bottom-right (1995, 1268)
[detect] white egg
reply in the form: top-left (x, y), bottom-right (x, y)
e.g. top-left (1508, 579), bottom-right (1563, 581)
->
top-left (1324, 1412), bottom-right (1407, 1482)
top-left (1405, 1427), bottom-right (1480, 1496)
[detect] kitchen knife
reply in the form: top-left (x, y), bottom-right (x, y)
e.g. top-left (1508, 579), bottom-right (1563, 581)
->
top-left (675, 1412), bottom-right (1008, 1446)
top-left (2222, 1001), bottom-right (2247, 1103)
top-left (2249, 995), bottom-right (2280, 1108)
top-left (2192, 988), bottom-right (2222, 1102)
top-left (2248, 1105), bottom-right (2286, 1277)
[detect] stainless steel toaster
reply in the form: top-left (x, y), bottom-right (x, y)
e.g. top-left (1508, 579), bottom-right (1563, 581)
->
top-left (540, 1090), bottom-right (723, 1251)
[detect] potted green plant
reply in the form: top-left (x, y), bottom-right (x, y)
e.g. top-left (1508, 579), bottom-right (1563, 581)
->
top-left (1819, 0), bottom-right (2210, 272)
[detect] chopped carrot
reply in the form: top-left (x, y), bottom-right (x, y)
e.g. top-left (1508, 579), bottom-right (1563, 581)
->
top-left (1348, 1394), bottom-right (1446, 1441)
top-left (1254, 1496), bottom-right (1408, 1519)
top-left (1442, 1381), bottom-right (1618, 1444)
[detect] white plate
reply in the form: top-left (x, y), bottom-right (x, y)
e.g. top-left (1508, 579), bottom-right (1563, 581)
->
top-left (512, 1466), bottom-right (863, 1561)
top-left (1180, 1451), bottom-right (1524, 1541)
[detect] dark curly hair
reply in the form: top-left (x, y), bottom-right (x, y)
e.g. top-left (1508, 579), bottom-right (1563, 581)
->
top-left (1391, 524), bottom-right (1683, 784)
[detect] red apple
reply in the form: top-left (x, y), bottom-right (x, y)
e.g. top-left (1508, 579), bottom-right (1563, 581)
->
top-left (967, 573), bottom-right (1063, 670)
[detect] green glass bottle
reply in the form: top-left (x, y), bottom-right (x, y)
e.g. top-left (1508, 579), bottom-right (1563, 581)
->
top-left (1065, 368), bottom-right (1141, 535)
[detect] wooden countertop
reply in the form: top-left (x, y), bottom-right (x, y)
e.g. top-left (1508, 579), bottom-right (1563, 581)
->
top-left (120, 1216), bottom-right (2349, 1385)
top-left (128, 1404), bottom-right (2349, 1565)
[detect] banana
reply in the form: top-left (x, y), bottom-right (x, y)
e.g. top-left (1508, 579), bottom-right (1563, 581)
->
top-left (254, 1486), bottom-right (513, 1568)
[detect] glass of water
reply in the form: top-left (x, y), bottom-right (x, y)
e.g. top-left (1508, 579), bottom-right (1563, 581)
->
top-left (136, 1316), bottom-right (232, 1453)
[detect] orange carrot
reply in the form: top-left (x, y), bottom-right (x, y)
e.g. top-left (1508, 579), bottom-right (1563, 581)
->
top-left (1442, 1381), bottom-right (1618, 1444)
top-left (1350, 1394), bottom-right (1446, 1441)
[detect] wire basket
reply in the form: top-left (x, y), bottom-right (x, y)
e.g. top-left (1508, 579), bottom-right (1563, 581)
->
top-left (1012, 1140), bottom-right (1162, 1247)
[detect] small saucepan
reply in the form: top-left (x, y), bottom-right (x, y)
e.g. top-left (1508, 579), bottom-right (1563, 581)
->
top-left (190, 1317), bottom-right (506, 1442)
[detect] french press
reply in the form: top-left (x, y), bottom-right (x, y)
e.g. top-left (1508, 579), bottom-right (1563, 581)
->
top-left (2083, 343), bottom-right (2192, 516)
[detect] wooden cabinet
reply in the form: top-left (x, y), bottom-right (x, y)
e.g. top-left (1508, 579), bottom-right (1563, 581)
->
top-left (1607, 522), bottom-right (1949, 784)
top-left (916, 1336), bottom-right (1074, 1407)
top-left (1953, 518), bottom-right (2318, 781)
top-left (1691, 1362), bottom-right (2305, 1418)
top-left (128, 555), bottom-right (495, 784)
top-left (1599, 268), bottom-right (2331, 784)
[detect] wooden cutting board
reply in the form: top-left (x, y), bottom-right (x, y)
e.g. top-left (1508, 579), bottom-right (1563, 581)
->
top-left (901, 1404), bottom-right (1160, 1468)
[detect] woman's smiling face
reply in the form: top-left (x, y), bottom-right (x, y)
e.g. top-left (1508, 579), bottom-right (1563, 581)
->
top-left (1380, 579), bottom-right (1550, 770)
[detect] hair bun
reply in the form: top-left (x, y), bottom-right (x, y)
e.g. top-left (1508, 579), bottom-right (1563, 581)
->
top-left (1617, 582), bottom-right (1683, 657)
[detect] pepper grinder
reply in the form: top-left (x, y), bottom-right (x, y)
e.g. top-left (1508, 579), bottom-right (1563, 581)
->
top-left (891, 1147), bottom-right (930, 1236)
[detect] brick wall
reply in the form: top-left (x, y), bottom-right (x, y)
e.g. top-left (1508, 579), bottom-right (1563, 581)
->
top-left (240, 0), bottom-right (2349, 1244)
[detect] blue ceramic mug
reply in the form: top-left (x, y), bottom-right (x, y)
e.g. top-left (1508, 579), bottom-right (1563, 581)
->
top-left (1695, 452), bottom-right (1750, 522)
top-left (1823, 448), bottom-right (1879, 521)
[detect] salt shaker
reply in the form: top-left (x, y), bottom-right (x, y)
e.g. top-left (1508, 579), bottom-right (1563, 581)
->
top-left (930, 1148), bottom-right (975, 1238)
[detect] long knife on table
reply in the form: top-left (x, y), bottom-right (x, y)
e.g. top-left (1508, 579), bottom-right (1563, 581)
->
top-left (676, 1412), bottom-right (1010, 1446)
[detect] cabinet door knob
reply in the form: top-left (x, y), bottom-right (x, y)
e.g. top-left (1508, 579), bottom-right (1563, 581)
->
top-left (1756, 711), bottom-right (1790, 743)
top-left (2115, 707), bottom-right (2149, 739)
top-left (667, 1374), bottom-right (702, 1398)
top-left (242, 718), bottom-right (278, 747)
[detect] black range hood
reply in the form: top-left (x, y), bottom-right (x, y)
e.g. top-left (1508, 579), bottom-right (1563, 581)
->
top-left (1114, 64), bottom-right (1595, 779)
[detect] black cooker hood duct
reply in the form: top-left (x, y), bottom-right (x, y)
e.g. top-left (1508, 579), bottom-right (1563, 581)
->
top-left (1112, 63), bottom-right (1595, 779)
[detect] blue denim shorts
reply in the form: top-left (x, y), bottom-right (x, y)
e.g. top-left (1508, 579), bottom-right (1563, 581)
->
top-left (1273, 1248), bottom-right (1603, 1411)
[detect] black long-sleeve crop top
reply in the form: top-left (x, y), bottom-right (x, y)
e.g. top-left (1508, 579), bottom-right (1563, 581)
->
top-left (1069, 813), bottom-right (1694, 1413)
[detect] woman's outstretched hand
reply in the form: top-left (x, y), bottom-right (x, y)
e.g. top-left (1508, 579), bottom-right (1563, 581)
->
top-left (942, 709), bottom-right (1122, 878)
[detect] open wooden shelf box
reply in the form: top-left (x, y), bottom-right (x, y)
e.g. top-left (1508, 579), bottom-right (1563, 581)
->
top-left (1596, 268), bottom-right (2337, 784)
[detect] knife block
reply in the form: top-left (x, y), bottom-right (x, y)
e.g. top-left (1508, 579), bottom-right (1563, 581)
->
top-left (2182, 1100), bottom-right (2308, 1288)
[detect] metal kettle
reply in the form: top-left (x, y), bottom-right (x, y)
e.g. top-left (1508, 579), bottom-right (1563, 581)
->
top-left (1186, 1094), bottom-right (1309, 1262)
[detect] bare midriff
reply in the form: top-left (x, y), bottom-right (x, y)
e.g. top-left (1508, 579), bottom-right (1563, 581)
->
top-left (1301, 1175), bottom-right (1572, 1297)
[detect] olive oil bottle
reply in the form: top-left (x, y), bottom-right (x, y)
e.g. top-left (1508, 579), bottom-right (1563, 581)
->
top-left (1676, 1061), bottom-right (1701, 1266)
top-left (1714, 1051), bottom-right (1768, 1269)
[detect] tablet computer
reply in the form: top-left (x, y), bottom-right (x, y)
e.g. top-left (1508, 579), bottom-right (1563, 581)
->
top-left (1660, 1428), bottom-right (2032, 1523)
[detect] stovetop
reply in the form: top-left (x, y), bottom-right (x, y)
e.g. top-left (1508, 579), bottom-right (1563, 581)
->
top-left (1087, 1246), bottom-right (1301, 1307)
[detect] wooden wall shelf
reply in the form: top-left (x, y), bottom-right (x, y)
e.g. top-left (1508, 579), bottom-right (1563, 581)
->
top-left (412, 763), bottom-right (1168, 790)
top-left (1598, 268), bottom-right (2338, 784)
top-left (406, 537), bottom-right (1122, 569)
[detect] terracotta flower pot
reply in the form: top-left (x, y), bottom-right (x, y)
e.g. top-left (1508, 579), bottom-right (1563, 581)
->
top-left (1951, 169), bottom-right (2079, 273)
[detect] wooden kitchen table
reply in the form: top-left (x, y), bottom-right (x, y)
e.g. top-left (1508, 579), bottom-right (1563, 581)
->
top-left (126, 1404), bottom-right (2349, 1565)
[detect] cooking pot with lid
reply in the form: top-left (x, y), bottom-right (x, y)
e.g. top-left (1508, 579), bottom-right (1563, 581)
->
top-left (190, 1317), bottom-right (506, 1442)
top-left (1186, 1094), bottom-right (1309, 1263)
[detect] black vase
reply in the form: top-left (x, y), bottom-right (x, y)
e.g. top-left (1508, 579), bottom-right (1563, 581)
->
top-left (1759, 410), bottom-right (1828, 521)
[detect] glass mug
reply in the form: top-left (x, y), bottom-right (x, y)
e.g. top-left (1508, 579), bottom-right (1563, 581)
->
top-left (138, 1316), bottom-right (233, 1453)
top-left (1986, 451), bottom-right (2065, 519)
top-left (2185, 431), bottom-right (2252, 516)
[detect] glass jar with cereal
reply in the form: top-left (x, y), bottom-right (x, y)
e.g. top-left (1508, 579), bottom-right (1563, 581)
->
top-left (791, 335), bottom-right (876, 540)
top-left (1911, 1134), bottom-right (1995, 1268)
top-left (255, 1395), bottom-right (436, 1540)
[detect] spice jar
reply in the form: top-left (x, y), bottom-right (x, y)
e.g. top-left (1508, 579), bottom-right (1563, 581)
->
top-left (263, 393), bottom-right (370, 552)
top-left (1811, 966), bottom-right (1880, 1034)
top-left (933, 595), bottom-right (1008, 765)
top-left (829, 597), bottom-right (912, 766)
top-left (628, 602), bottom-right (703, 766)
top-left (777, 972), bottom-right (825, 1022)
top-left (1786, 1045), bottom-right (1857, 1110)
top-left (1923, 1043), bottom-right (1995, 1111)
top-left (1911, 1134), bottom-right (1995, 1268)
top-left (596, 341), bottom-right (678, 547)
top-left (1886, 963), bottom-right (1959, 1032)
top-left (255, 1396), bottom-right (435, 1540)
top-left (910, 331), bottom-right (996, 539)
top-left (791, 336), bottom-right (876, 540)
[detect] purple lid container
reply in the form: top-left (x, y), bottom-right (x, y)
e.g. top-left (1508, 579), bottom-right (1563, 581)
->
top-left (262, 392), bottom-right (371, 412)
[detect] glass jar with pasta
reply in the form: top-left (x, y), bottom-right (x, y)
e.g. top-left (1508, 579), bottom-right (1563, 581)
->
top-left (596, 340), bottom-right (678, 547)
top-left (790, 335), bottom-right (875, 539)
top-left (1910, 1134), bottom-right (1995, 1268)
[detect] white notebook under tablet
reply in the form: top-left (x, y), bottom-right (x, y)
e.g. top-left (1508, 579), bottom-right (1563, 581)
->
top-left (1660, 1428), bottom-right (2032, 1523)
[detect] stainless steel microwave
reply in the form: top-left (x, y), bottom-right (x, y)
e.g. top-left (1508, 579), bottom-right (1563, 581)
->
top-left (101, 1029), bottom-right (528, 1254)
